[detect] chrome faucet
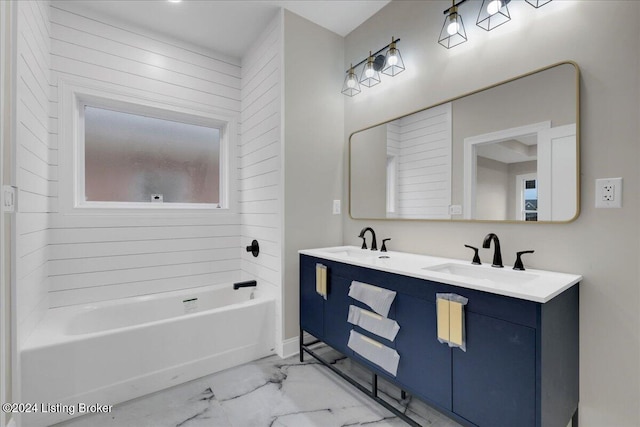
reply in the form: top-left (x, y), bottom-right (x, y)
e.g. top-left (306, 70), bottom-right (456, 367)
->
top-left (482, 233), bottom-right (503, 268)
top-left (358, 227), bottom-right (378, 251)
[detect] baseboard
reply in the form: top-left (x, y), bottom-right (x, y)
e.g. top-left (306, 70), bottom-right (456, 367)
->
top-left (279, 336), bottom-right (300, 359)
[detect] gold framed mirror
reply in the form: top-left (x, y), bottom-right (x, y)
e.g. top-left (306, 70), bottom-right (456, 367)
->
top-left (349, 61), bottom-right (580, 223)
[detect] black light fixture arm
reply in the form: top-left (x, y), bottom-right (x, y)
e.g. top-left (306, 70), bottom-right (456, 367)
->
top-left (346, 38), bottom-right (401, 73)
top-left (443, 0), bottom-right (468, 14)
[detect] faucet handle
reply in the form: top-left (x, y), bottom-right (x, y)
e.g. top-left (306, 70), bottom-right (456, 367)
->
top-left (513, 250), bottom-right (535, 271)
top-left (381, 238), bottom-right (391, 252)
top-left (464, 245), bottom-right (482, 265)
top-left (359, 236), bottom-right (367, 250)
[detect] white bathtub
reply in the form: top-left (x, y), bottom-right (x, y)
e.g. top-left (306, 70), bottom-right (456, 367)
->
top-left (20, 283), bottom-right (275, 427)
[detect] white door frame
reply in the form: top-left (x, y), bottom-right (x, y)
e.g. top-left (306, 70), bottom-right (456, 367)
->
top-left (1, 2), bottom-right (17, 426)
top-left (537, 123), bottom-right (577, 221)
top-left (463, 121), bottom-right (551, 220)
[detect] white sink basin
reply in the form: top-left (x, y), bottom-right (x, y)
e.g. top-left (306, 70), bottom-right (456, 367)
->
top-left (320, 247), bottom-right (379, 259)
top-left (424, 263), bottom-right (538, 286)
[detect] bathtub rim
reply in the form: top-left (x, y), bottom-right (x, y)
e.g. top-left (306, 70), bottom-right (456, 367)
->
top-left (22, 282), bottom-right (273, 351)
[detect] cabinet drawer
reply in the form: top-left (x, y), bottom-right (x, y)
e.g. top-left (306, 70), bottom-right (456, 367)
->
top-left (348, 330), bottom-right (400, 376)
top-left (347, 305), bottom-right (400, 342)
top-left (348, 280), bottom-right (397, 317)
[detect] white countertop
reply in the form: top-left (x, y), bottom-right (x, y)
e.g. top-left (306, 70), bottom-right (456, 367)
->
top-left (299, 246), bottom-right (582, 303)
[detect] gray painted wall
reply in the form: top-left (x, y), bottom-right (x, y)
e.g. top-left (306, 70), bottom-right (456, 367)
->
top-left (476, 156), bottom-right (509, 220)
top-left (344, 1), bottom-right (639, 426)
top-left (283, 11), bottom-right (344, 340)
top-left (350, 124), bottom-right (387, 218)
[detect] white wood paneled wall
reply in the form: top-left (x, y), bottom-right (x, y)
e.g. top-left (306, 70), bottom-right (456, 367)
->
top-left (395, 104), bottom-right (452, 219)
top-left (15, 0), bottom-right (53, 343)
top-left (47, 4), bottom-right (244, 307)
top-left (239, 13), bottom-right (283, 344)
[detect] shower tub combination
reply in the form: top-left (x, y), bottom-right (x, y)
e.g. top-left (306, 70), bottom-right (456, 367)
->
top-left (20, 283), bottom-right (275, 426)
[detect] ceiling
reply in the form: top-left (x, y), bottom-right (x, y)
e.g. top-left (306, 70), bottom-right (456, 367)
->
top-left (476, 135), bottom-right (538, 165)
top-left (52, 0), bottom-right (391, 60)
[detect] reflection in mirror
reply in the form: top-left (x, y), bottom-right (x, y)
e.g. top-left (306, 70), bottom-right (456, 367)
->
top-left (350, 62), bottom-right (579, 222)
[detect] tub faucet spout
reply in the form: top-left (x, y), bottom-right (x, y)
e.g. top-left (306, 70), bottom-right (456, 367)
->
top-left (233, 280), bottom-right (257, 290)
top-left (482, 233), bottom-right (503, 268)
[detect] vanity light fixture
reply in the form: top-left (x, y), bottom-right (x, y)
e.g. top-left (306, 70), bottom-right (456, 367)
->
top-left (477, 0), bottom-right (511, 31)
top-left (342, 38), bottom-right (404, 96)
top-left (360, 51), bottom-right (382, 87)
top-left (382, 37), bottom-right (405, 77)
top-left (525, 0), bottom-right (552, 8)
top-left (342, 64), bottom-right (361, 97)
top-left (439, 0), bottom-right (550, 47)
top-left (438, 3), bottom-right (468, 49)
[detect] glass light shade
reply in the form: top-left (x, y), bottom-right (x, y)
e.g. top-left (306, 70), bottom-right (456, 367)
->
top-left (477, 0), bottom-right (511, 31)
top-left (438, 11), bottom-right (467, 49)
top-left (342, 67), bottom-right (361, 97)
top-left (525, 0), bottom-right (552, 8)
top-left (486, 0), bottom-right (503, 15)
top-left (447, 19), bottom-right (460, 36)
top-left (382, 45), bottom-right (405, 77)
top-left (360, 56), bottom-right (381, 87)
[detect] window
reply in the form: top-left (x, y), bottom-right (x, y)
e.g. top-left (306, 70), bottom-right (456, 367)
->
top-left (83, 105), bottom-right (222, 206)
top-left (517, 174), bottom-right (538, 221)
top-left (59, 79), bottom-right (236, 213)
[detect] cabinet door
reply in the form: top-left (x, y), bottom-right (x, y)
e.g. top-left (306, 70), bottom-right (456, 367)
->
top-left (323, 274), bottom-right (354, 354)
top-left (299, 256), bottom-right (323, 338)
top-left (395, 294), bottom-right (452, 410)
top-left (452, 312), bottom-right (536, 427)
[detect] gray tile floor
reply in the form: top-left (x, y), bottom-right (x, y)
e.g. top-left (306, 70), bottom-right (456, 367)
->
top-left (55, 345), bottom-right (462, 427)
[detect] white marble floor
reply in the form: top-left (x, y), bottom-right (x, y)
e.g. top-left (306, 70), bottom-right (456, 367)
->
top-left (55, 345), bottom-right (462, 427)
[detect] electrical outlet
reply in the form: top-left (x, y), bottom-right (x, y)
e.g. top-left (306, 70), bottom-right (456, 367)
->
top-left (595, 178), bottom-right (622, 208)
top-left (449, 204), bottom-right (462, 215)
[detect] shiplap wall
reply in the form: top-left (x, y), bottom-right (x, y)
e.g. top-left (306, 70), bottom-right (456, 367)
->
top-left (239, 13), bottom-right (283, 347)
top-left (15, 0), bottom-right (53, 343)
top-left (395, 104), bottom-right (452, 219)
top-left (47, 4), bottom-right (245, 307)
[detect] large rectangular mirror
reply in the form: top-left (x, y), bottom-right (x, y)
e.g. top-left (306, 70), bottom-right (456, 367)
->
top-left (350, 62), bottom-right (579, 222)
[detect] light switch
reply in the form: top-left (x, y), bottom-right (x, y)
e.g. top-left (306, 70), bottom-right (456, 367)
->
top-left (333, 199), bottom-right (341, 215)
top-left (2, 185), bottom-right (17, 213)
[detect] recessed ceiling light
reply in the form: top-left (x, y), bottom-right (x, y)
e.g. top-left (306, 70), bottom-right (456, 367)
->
top-left (168, 0), bottom-right (182, 3)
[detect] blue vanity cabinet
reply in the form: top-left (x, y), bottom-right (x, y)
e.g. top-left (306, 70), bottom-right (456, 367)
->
top-left (299, 254), bottom-right (579, 427)
top-left (447, 284), bottom-right (578, 427)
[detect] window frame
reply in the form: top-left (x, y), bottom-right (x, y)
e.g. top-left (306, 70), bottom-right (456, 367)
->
top-left (60, 79), bottom-right (237, 214)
